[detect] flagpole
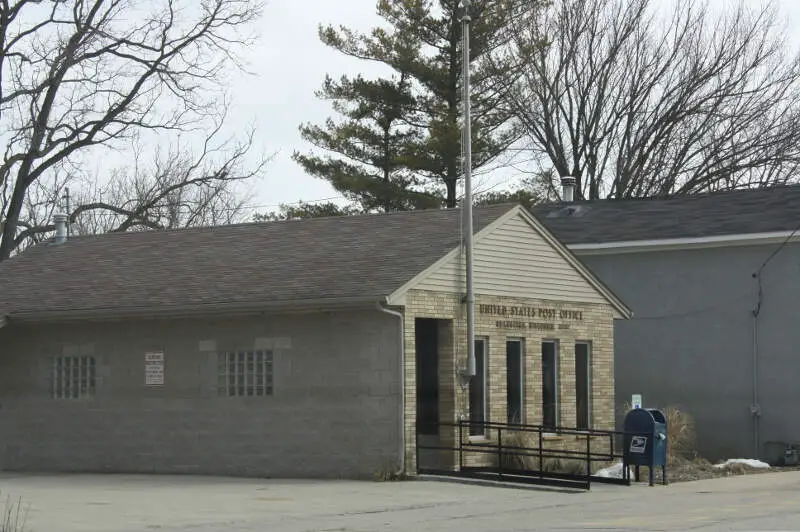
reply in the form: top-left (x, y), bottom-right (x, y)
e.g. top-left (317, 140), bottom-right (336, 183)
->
top-left (461, 0), bottom-right (475, 380)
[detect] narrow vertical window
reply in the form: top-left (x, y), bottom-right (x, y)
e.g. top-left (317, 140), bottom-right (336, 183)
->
top-left (506, 339), bottom-right (524, 424)
top-left (469, 338), bottom-right (488, 436)
top-left (541, 341), bottom-right (558, 429)
top-left (575, 342), bottom-right (591, 430)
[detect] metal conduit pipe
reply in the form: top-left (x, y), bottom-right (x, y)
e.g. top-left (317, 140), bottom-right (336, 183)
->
top-left (751, 270), bottom-right (764, 459)
top-left (751, 308), bottom-right (761, 459)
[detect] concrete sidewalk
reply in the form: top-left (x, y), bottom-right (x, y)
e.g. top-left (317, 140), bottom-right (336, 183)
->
top-left (1, 470), bottom-right (799, 531)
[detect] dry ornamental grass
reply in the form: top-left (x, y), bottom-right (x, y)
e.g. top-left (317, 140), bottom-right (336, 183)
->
top-left (1, 492), bottom-right (27, 532)
top-left (627, 405), bottom-right (794, 483)
top-left (663, 406), bottom-right (697, 461)
top-left (500, 405), bottom-right (795, 483)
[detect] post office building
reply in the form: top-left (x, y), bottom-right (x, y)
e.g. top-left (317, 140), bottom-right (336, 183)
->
top-left (0, 204), bottom-right (629, 478)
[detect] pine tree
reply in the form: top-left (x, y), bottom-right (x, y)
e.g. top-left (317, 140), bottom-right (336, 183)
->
top-left (295, 72), bottom-right (440, 212)
top-left (295, 0), bottom-right (538, 210)
top-left (254, 201), bottom-right (358, 221)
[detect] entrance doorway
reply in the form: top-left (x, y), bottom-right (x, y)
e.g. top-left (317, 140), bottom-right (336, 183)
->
top-left (414, 318), bottom-right (452, 470)
top-left (416, 318), bottom-right (439, 436)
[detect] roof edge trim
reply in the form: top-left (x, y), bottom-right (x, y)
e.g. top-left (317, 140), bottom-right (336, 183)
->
top-left (7, 296), bottom-right (383, 323)
top-left (568, 230), bottom-right (800, 255)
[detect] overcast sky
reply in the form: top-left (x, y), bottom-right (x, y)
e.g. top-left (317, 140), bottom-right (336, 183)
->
top-left (228, 0), bottom-right (800, 215)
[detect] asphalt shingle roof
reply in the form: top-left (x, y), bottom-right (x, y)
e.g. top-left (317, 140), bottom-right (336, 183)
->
top-left (531, 185), bottom-right (800, 245)
top-left (0, 204), bottom-right (515, 318)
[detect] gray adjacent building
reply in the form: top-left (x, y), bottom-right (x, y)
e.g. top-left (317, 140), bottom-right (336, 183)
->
top-left (0, 204), bottom-right (628, 478)
top-left (533, 184), bottom-right (800, 464)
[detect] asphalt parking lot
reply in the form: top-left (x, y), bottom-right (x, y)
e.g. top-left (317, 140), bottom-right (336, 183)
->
top-left (1, 470), bottom-right (799, 531)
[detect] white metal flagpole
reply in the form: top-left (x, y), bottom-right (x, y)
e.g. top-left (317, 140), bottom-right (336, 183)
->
top-left (461, 0), bottom-right (476, 379)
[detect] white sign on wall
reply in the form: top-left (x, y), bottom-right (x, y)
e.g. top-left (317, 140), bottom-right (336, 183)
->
top-left (145, 351), bottom-right (164, 386)
top-left (632, 394), bottom-right (643, 409)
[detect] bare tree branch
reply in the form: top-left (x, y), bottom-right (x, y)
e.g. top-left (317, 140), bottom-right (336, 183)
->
top-left (493, 0), bottom-right (800, 200)
top-left (11, 120), bottom-right (270, 252)
top-left (0, 0), bottom-right (265, 260)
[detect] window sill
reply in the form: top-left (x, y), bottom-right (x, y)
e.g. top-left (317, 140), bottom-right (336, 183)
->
top-left (541, 432), bottom-right (597, 441)
top-left (542, 433), bottom-right (564, 441)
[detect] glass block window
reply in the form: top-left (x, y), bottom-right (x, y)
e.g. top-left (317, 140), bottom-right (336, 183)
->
top-left (218, 350), bottom-right (273, 397)
top-left (53, 356), bottom-right (96, 399)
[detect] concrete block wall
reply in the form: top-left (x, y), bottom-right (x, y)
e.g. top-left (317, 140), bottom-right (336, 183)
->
top-left (582, 244), bottom-right (800, 463)
top-left (403, 289), bottom-right (617, 473)
top-left (0, 309), bottom-right (402, 479)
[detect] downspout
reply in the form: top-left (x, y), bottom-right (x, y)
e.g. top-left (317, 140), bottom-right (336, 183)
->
top-left (377, 301), bottom-right (405, 475)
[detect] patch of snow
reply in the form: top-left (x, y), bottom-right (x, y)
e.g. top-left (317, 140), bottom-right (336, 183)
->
top-left (596, 462), bottom-right (630, 479)
top-left (712, 458), bottom-right (771, 469)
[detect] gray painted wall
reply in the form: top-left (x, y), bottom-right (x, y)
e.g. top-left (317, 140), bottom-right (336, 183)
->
top-left (581, 243), bottom-right (800, 463)
top-left (0, 310), bottom-right (402, 478)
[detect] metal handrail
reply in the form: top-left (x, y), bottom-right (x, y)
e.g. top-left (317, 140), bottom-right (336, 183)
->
top-left (417, 419), bottom-right (637, 489)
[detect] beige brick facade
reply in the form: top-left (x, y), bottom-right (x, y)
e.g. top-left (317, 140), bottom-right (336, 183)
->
top-left (402, 289), bottom-right (616, 474)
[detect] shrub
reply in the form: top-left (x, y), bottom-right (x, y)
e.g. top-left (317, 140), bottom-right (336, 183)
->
top-left (373, 466), bottom-right (409, 482)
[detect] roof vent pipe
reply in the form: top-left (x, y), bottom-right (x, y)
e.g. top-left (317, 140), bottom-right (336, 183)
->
top-left (54, 213), bottom-right (68, 244)
top-left (561, 176), bottom-right (576, 203)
